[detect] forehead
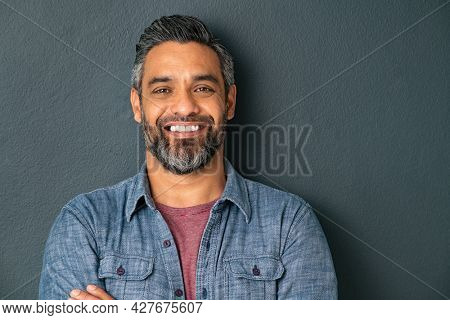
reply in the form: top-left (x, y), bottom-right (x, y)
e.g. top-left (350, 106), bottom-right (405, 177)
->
top-left (143, 41), bottom-right (222, 80)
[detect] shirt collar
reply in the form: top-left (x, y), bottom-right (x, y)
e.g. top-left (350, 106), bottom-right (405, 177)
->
top-left (125, 157), bottom-right (252, 223)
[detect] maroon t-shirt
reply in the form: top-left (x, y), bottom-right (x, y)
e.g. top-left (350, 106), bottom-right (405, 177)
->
top-left (155, 198), bottom-right (218, 300)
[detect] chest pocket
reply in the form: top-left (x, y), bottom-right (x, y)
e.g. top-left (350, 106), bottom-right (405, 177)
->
top-left (98, 253), bottom-right (154, 300)
top-left (224, 255), bottom-right (285, 300)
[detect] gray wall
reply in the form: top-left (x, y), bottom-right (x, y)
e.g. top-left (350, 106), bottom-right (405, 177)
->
top-left (1, 0), bottom-right (448, 299)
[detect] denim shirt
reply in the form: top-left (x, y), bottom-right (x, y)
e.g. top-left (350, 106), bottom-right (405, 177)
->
top-left (39, 158), bottom-right (338, 300)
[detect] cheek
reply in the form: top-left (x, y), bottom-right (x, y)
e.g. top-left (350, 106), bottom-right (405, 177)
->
top-left (202, 102), bottom-right (225, 122)
top-left (216, 109), bottom-right (228, 124)
top-left (141, 106), bottom-right (162, 125)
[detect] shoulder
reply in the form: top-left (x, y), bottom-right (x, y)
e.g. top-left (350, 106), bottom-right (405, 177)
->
top-left (60, 175), bottom-right (136, 226)
top-left (244, 177), bottom-right (309, 208)
top-left (243, 177), bottom-right (312, 220)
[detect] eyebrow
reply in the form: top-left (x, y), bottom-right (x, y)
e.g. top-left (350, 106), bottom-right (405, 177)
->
top-left (193, 74), bottom-right (219, 85)
top-left (148, 76), bottom-right (172, 86)
top-left (147, 73), bottom-right (220, 87)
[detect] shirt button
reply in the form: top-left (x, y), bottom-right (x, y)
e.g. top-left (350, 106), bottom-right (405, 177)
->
top-left (175, 289), bottom-right (184, 297)
top-left (202, 287), bottom-right (207, 299)
top-left (252, 265), bottom-right (261, 276)
top-left (116, 266), bottom-right (125, 276)
top-left (163, 239), bottom-right (171, 248)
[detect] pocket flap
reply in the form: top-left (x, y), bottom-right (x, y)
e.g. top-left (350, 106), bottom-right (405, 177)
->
top-left (224, 255), bottom-right (285, 280)
top-left (98, 253), bottom-right (154, 280)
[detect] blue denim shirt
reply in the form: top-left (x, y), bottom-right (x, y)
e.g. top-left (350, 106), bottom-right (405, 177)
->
top-left (39, 158), bottom-right (337, 300)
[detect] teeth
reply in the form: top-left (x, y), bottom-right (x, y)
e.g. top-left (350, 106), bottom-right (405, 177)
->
top-left (169, 125), bottom-right (200, 132)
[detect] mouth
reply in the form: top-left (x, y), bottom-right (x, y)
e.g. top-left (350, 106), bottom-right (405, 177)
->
top-left (163, 123), bottom-right (209, 138)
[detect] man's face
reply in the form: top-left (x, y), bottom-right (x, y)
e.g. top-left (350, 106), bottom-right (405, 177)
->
top-left (131, 41), bottom-right (236, 175)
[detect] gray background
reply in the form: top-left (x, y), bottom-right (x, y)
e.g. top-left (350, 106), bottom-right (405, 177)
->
top-left (1, 0), bottom-right (449, 299)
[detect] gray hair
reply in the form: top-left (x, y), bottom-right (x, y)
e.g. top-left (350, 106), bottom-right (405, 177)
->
top-left (131, 15), bottom-right (235, 99)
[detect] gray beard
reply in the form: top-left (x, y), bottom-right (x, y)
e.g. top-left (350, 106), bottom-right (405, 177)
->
top-left (140, 108), bottom-right (227, 175)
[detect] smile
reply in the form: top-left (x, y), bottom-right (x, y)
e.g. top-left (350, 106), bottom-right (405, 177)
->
top-left (169, 125), bottom-right (200, 132)
top-left (163, 123), bottom-right (209, 137)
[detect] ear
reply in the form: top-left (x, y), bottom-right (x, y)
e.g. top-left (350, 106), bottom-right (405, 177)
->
top-left (130, 88), bottom-right (142, 123)
top-left (226, 84), bottom-right (237, 120)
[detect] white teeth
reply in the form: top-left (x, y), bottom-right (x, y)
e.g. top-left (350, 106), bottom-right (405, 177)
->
top-left (169, 125), bottom-right (200, 132)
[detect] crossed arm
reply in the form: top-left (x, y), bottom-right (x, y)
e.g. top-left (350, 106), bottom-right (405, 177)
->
top-left (39, 206), bottom-right (115, 300)
top-left (69, 285), bottom-right (114, 300)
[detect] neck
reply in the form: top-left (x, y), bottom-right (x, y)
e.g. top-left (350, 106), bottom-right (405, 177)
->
top-left (145, 148), bottom-right (226, 208)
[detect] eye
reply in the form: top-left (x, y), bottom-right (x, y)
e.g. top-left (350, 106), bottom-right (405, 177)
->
top-left (195, 86), bottom-right (214, 93)
top-left (153, 88), bottom-right (171, 94)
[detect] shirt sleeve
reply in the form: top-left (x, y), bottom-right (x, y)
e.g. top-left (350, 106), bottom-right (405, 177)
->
top-left (277, 203), bottom-right (338, 299)
top-left (39, 205), bottom-right (104, 300)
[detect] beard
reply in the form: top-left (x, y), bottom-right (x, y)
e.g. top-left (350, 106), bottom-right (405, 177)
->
top-left (140, 105), bottom-right (227, 175)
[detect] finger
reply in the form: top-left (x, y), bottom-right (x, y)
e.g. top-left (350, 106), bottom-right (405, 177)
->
top-left (69, 289), bottom-right (100, 300)
top-left (86, 284), bottom-right (115, 300)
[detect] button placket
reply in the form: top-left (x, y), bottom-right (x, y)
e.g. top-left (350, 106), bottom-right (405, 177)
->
top-left (154, 209), bottom-right (185, 300)
top-left (163, 239), bottom-right (171, 248)
top-left (174, 289), bottom-right (184, 299)
top-left (197, 204), bottom-right (223, 300)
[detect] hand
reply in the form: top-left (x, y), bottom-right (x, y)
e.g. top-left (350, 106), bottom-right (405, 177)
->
top-left (69, 284), bottom-right (115, 300)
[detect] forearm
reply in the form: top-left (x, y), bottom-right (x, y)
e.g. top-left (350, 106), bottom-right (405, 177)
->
top-left (39, 206), bottom-right (102, 300)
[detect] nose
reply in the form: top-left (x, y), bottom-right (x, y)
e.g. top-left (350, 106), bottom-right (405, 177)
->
top-left (169, 89), bottom-right (200, 117)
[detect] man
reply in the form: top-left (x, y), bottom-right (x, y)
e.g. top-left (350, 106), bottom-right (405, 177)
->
top-left (39, 15), bottom-right (337, 300)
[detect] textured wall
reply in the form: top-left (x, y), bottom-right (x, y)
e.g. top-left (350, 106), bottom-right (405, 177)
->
top-left (1, 0), bottom-right (448, 299)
